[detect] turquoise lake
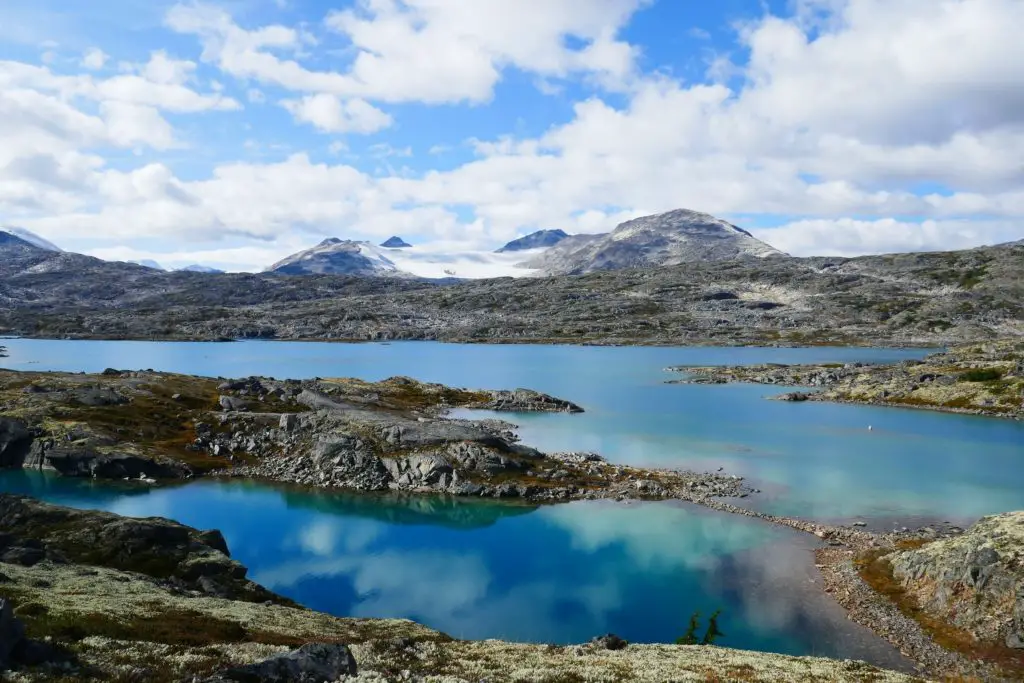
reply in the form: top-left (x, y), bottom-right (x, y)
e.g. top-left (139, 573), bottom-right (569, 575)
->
top-left (3, 338), bottom-right (1024, 668)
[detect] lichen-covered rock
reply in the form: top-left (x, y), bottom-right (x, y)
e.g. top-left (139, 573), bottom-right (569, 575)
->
top-left (888, 511), bottom-right (1024, 648)
top-left (0, 495), bottom-right (277, 604)
top-left (472, 389), bottom-right (584, 414)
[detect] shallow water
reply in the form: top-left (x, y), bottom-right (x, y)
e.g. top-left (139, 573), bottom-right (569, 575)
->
top-left (2, 338), bottom-right (1022, 665)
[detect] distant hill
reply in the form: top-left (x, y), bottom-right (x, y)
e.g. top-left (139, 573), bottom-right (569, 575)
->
top-left (0, 227), bottom-right (62, 253)
top-left (380, 236), bottom-right (412, 248)
top-left (267, 239), bottom-right (409, 277)
top-left (523, 209), bottom-right (786, 275)
top-left (132, 260), bottom-right (166, 271)
top-left (495, 229), bottom-right (569, 253)
top-left (178, 265), bottom-right (224, 274)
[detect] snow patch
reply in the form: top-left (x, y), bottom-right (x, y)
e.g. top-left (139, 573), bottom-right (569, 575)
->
top-left (0, 226), bottom-right (62, 252)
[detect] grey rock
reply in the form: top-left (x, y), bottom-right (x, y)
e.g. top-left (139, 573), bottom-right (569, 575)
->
top-left (590, 633), bottom-right (629, 651)
top-left (475, 389), bottom-right (584, 414)
top-left (219, 395), bottom-right (249, 412)
top-left (204, 643), bottom-right (357, 682)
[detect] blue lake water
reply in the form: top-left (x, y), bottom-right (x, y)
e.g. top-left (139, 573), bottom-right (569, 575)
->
top-left (2, 338), bottom-right (1023, 667)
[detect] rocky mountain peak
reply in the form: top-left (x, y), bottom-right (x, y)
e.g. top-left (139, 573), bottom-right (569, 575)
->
top-left (381, 236), bottom-right (412, 248)
top-left (496, 229), bottom-right (570, 253)
top-left (523, 208), bottom-right (785, 275)
top-left (0, 227), bottom-right (62, 253)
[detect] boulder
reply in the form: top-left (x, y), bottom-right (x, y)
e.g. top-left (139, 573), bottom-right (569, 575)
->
top-left (203, 643), bottom-right (356, 682)
top-left (219, 396), bottom-right (249, 412)
top-left (590, 633), bottom-right (629, 651)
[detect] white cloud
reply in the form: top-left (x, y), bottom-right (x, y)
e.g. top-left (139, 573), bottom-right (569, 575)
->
top-left (80, 47), bottom-right (108, 70)
top-left (4, 0), bottom-right (1024, 261)
top-left (758, 218), bottom-right (1024, 257)
top-left (166, 0), bottom-right (645, 103)
top-left (281, 93), bottom-right (392, 134)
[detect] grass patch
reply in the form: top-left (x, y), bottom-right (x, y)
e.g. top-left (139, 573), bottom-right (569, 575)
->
top-left (959, 369), bottom-right (1003, 382)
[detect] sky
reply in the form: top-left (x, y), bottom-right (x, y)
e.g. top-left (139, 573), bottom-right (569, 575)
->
top-left (0, 0), bottom-right (1022, 272)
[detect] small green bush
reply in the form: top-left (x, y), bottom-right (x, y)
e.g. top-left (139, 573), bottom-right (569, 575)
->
top-left (960, 369), bottom-right (1003, 382)
top-left (676, 610), bottom-right (725, 646)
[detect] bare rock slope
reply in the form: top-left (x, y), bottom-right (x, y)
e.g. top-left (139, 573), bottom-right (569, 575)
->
top-left (888, 511), bottom-right (1024, 649)
top-left (524, 208), bottom-right (786, 274)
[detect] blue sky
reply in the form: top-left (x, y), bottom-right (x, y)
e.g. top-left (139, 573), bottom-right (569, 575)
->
top-left (0, 0), bottom-right (1022, 271)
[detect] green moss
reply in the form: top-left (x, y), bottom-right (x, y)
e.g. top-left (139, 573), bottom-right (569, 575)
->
top-left (960, 368), bottom-right (1003, 382)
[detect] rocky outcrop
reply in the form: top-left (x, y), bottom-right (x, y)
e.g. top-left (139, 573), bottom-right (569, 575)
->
top-left (888, 512), bottom-right (1024, 649)
top-left (202, 643), bottom-right (357, 682)
top-left (470, 389), bottom-right (585, 413)
top-left (0, 494), bottom-right (279, 603)
top-left (32, 447), bottom-right (190, 479)
top-left (0, 419), bottom-right (31, 468)
top-left (669, 339), bottom-right (1024, 420)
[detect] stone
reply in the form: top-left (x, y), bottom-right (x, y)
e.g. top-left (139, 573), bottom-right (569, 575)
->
top-left (219, 395), bottom-right (249, 412)
top-left (590, 633), bottom-right (629, 651)
top-left (204, 643), bottom-right (357, 682)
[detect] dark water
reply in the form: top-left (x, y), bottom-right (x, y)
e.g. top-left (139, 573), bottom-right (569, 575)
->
top-left (2, 338), bottom-right (1022, 667)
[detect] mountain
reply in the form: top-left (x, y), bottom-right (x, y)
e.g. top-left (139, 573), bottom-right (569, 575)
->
top-left (267, 238), bottom-right (410, 277)
top-left (522, 209), bottom-right (786, 275)
top-left (132, 260), bottom-right (165, 271)
top-left (380, 236), bottom-right (412, 248)
top-left (495, 229), bottom-right (569, 253)
top-left (178, 265), bottom-right (224, 274)
top-left (0, 227), bottom-right (62, 252)
top-left (1, 240), bottom-right (1020, 346)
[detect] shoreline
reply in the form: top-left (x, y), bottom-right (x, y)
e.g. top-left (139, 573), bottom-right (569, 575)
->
top-left (0, 356), bottom-right (1018, 678)
top-left (1, 333), bottom-right (947, 350)
top-left (667, 339), bottom-right (1024, 421)
top-left (0, 464), bottom-right (996, 680)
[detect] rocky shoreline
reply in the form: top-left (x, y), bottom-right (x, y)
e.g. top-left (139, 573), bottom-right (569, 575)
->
top-left (0, 368), bottom-right (750, 507)
top-left (668, 339), bottom-right (1024, 420)
top-left (2, 364), bottom-right (1024, 680)
top-left (0, 494), bottom-right (929, 682)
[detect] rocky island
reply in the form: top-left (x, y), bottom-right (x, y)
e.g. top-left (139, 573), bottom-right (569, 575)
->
top-left (0, 368), bottom-right (744, 504)
top-left (669, 339), bottom-right (1024, 420)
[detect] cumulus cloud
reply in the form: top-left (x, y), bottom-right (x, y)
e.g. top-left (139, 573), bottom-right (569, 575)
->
top-left (758, 218), bottom-right (1024, 257)
top-left (80, 47), bottom-right (107, 70)
top-left (3, 0), bottom-right (1024, 264)
top-left (167, 0), bottom-right (645, 103)
top-left (281, 93), bottom-right (392, 134)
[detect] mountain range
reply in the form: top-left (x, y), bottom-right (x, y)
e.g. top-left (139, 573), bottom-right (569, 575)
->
top-left (263, 209), bottom-right (784, 279)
